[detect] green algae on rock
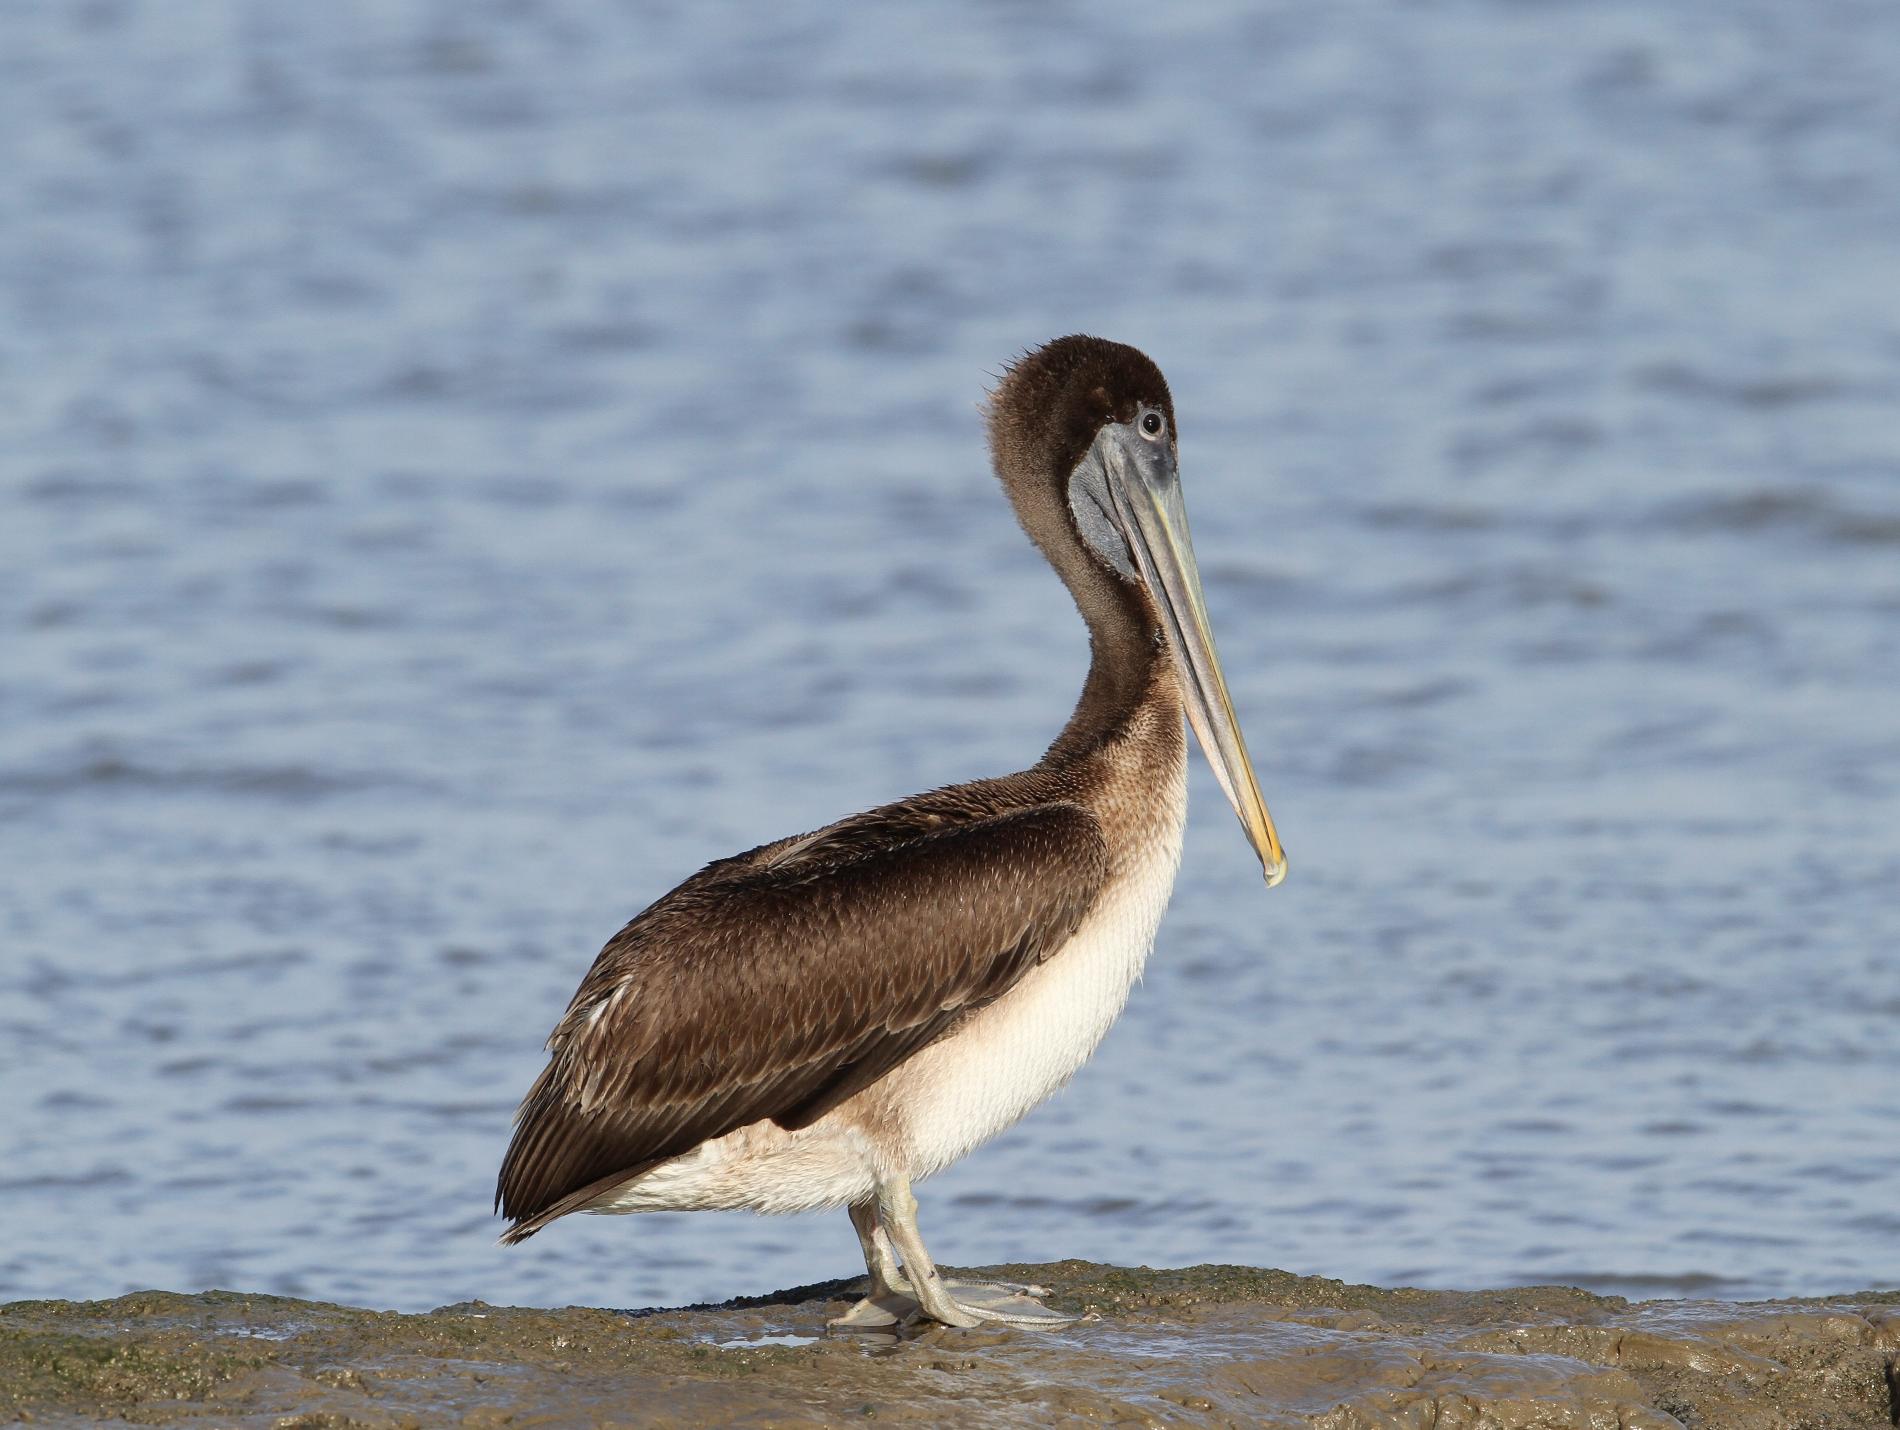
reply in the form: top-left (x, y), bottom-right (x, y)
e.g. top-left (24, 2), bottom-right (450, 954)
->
top-left (4, 1266), bottom-right (1896, 1428)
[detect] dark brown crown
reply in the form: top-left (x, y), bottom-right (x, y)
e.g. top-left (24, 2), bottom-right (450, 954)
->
top-left (986, 335), bottom-right (1176, 493)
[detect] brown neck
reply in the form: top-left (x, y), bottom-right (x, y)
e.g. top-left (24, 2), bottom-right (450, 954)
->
top-left (1034, 507), bottom-right (1172, 765)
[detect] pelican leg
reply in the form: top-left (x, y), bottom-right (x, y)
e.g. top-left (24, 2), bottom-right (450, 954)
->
top-left (851, 1196), bottom-right (910, 1295)
top-left (827, 1197), bottom-right (917, 1330)
top-left (874, 1175), bottom-right (1079, 1329)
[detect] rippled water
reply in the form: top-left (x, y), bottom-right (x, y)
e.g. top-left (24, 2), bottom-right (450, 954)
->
top-left (4, 1), bottom-right (1898, 1314)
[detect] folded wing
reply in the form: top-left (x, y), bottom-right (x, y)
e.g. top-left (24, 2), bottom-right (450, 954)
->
top-left (495, 802), bottom-right (1107, 1240)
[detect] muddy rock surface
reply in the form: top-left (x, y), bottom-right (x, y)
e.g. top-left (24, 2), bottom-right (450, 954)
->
top-left (4, 1264), bottom-right (1896, 1428)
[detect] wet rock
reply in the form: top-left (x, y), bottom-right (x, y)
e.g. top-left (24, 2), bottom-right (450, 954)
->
top-left (2, 1267), bottom-right (1895, 1428)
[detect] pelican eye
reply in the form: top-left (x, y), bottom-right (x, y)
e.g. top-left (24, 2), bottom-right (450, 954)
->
top-left (1140, 410), bottom-right (1165, 440)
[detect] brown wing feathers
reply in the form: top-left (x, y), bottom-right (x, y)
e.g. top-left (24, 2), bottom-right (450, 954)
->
top-left (495, 802), bottom-right (1107, 1240)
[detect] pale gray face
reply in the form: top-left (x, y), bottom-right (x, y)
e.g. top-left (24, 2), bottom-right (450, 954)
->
top-left (1065, 404), bottom-right (1175, 582)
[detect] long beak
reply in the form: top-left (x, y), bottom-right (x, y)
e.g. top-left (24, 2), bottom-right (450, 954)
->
top-left (1105, 438), bottom-right (1287, 886)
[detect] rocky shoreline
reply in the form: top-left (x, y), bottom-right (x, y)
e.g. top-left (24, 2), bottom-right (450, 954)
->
top-left (4, 1263), bottom-right (1896, 1427)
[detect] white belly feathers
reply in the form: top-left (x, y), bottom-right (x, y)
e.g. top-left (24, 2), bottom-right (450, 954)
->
top-left (879, 814), bottom-right (1184, 1179)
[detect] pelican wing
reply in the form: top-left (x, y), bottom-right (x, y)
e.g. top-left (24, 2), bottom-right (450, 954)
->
top-left (495, 802), bottom-right (1107, 1240)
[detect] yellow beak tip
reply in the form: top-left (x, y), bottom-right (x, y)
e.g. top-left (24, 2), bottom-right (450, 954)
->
top-left (1261, 854), bottom-right (1288, 888)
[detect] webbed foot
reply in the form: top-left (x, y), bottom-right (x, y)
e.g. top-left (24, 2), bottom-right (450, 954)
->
top-left (827, 1276), bottom-right (1076, 1331)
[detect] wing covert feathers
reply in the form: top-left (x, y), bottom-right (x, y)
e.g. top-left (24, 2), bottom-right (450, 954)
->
top-left (495, 801), bottom-right (1107, 1240)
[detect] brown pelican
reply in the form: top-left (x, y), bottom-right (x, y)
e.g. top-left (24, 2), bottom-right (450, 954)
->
top-left (496, 335), bottom-right (1285, 1329)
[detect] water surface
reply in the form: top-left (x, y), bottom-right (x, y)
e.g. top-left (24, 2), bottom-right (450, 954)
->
top-left (2, 0), bottom-right (1898, 1312)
